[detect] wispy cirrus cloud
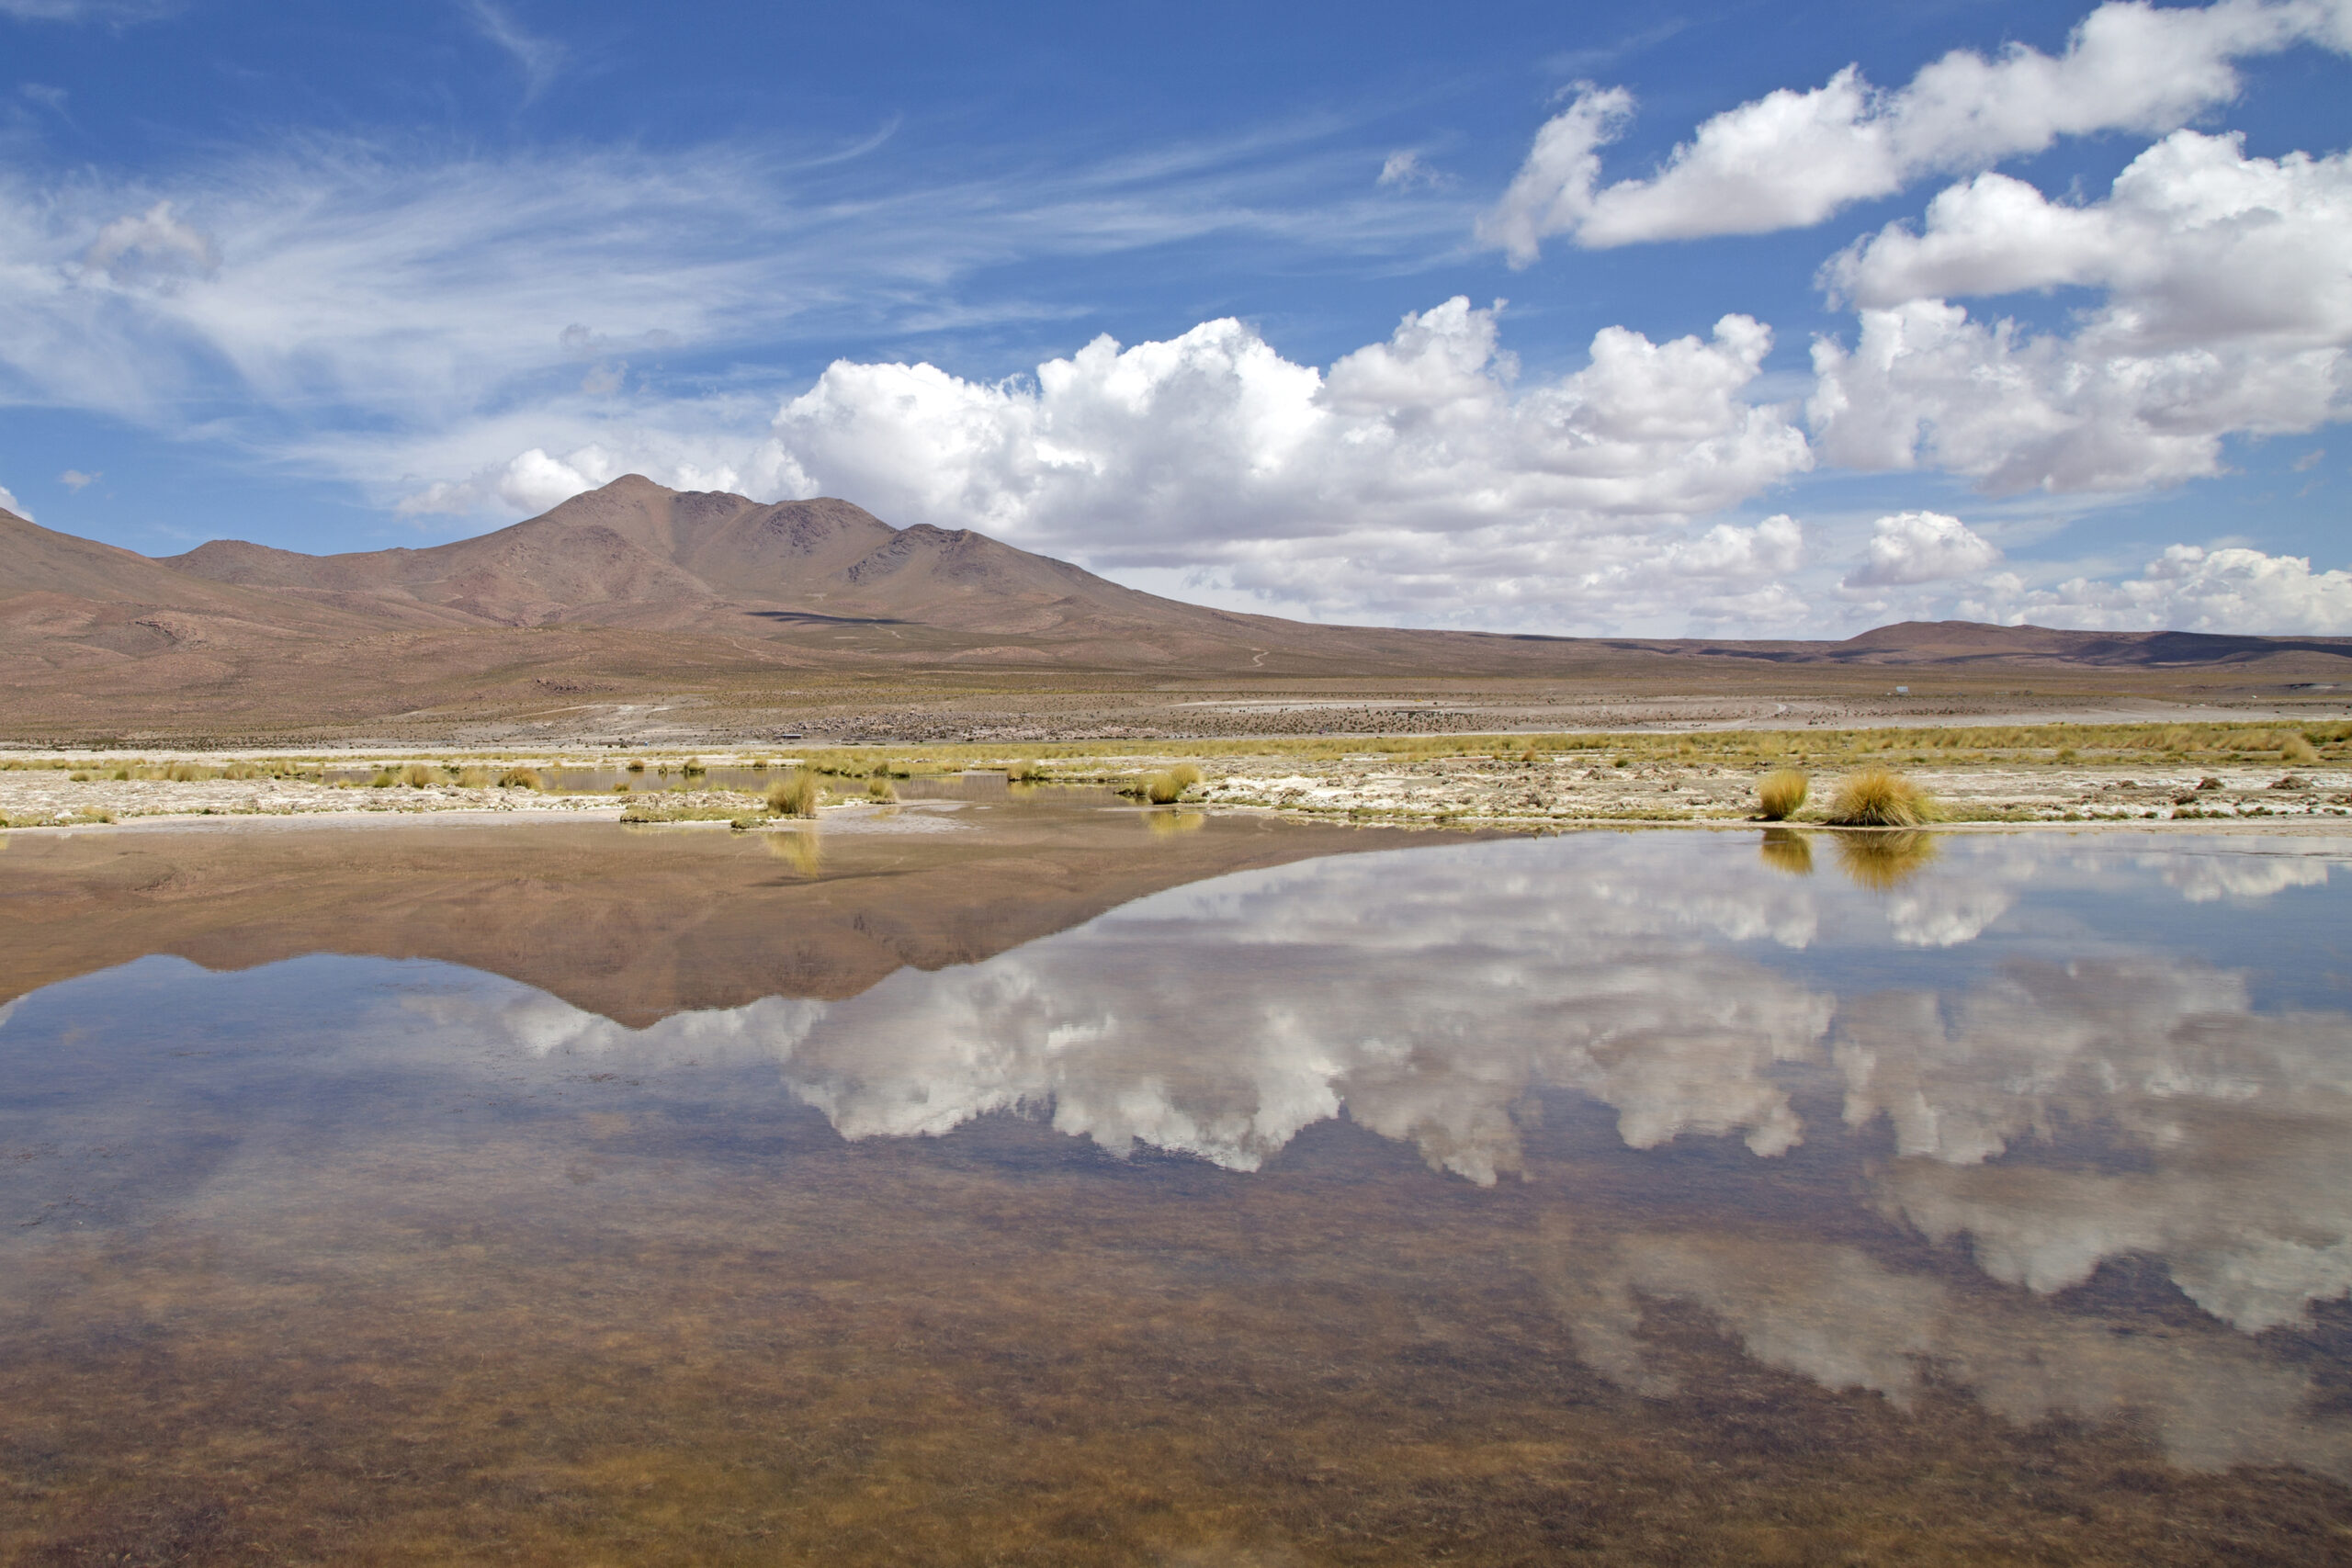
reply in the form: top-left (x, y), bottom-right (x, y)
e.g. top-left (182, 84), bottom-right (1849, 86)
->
top-left (0, 118), bottom-right (1469, 443)
top-left (460, 0), bottom-right (566, 101)
top-left (0, 0), bottom-right (179, 21)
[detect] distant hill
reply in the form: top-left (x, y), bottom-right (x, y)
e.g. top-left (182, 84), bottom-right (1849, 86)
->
top-left (4, 475), bottom-right (2348, 738)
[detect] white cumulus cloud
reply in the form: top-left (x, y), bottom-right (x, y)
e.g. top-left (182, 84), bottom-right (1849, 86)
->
top-left (1807, 126), bottom-right (2352, 496)
top-left (1843, 510), bottom-right (2002, 588)
top-left (0, 484), bottom-right (29, 520)
top-left (725, 298), bottom-right (1814, 627)
top-left (1966, 543), bottom-right (2352, 632)
top-left (1482, 0), bottom-right (2352, 260)
top-left (397, 300), bottom-right (1815, 630)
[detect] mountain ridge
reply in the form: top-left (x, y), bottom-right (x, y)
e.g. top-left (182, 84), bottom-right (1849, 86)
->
top-left (5, 475), bottom-right (2349, 739)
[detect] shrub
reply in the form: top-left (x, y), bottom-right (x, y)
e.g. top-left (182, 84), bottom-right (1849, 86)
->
top-left (766, 768), bottom-right (822, 818)
top-left (2282, 734), bottom-right (2319, 765)
top-left (682, 757), bottom-right (707, 776)
top-left (401, 762), bottom-right (435, 787)
top-left (458, 767), bottom-right (492, 788)
top-left (867, 776), bottom-right (898, 801)
top-left (626, 759), bottom-right (646, 773)
top-left (497, 767), bottom-right (543, 790)
top-left (1007, 760), bottom-right (1045, 783)
top-left (1824, 766), bottom-right (1937, 828)
top-left (164, 761), bottom-right (211, 783)
top-left (68, 770), bottom-right (91, 783)
top-left (1756, 769), bottom-right (1808, 820)
top-left (1140, 763), bottom-right (1203, 805)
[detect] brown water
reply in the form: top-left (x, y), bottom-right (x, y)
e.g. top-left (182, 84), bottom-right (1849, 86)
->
top-left (5, 825), bottom-right (2352, 1563)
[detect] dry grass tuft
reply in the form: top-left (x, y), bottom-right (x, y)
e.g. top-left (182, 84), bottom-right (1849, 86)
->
top-left (164, 761), bottom-right (211, 783)
top-left (496, 767), bottom-right (543, 790)
top-left (401, 762), bottom-right (435, 788)
top-left (223, 761), bottom-right (266, 781)
top-left (1833, 829), bottom-right (1939, 890)
top-left (2282, 734), bottom-right (2320, 765)
top-left (457, 767), bottom-right (492, 789)
top-left (766, 768), bottom-right (822, 818)
top-left (866, 776), bottom-right (898, 802)
top-left (1756, 769), bottom-right (1808, 820)
top-left (1824, 766), bottom-right (1937, 827)
top-left (1139, 764), bottom-right (1203, 806)
top-left (1006, 760), bottom-right (1046, 783)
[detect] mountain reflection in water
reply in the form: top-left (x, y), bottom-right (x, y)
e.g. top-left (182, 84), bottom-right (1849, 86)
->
top-left (4, 827), bottom-right (2350, 1562)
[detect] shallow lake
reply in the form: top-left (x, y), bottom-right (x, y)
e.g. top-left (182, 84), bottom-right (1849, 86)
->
top-left (4, 823), bottom-right (2351, 1563)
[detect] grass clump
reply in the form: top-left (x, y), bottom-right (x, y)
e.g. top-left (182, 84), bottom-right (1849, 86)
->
top-left (1824, 766), bottom-right (1938, 828)
top-left (1007, 760), bottom-right (1046, 783)
top-left (401, 762), bottom-right (435, 787)
top-left (496, 766), bottom-right (543, 790)
top-left (1756, 769), bottom-right (1808, 821)
top-left (1136, 763), bottom-right (1204, 805)
top-left (2282, 733), bottom-right (2320, 765)
top-left (457, 766), bottom-right (492, 788)
top-left (223, 761), bottom-right (266, 781)
top-left (766, 768), bottom-right (823, 818)
top-left (867, 775), bottom-right (898, 802)
top-left (164, 761), bottom-right (212, 783)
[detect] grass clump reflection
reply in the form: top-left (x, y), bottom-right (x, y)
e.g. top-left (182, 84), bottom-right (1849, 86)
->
top-left (1832, 829), bottom-right (1939, 889)
top-left (763, 826), bottom-right (823, 874)
top-left (1758, 828), bottom-right (1814, 876)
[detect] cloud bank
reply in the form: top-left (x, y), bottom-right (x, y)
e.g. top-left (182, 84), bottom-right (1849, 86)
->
top-left (1482, 0), bottom-right (2352, 261)
top-left (1811, 130), bottom-right (2352, 494)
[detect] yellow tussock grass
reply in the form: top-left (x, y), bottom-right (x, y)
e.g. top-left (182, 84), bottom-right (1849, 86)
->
top-left (1756, 769), bottom-right (1808, 820)
top-left (767, 768), bottom-right (822, 818)
top-left (1824, 766), bottom-right (1936, 828)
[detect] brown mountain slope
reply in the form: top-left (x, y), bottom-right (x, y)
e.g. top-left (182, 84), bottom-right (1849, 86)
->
top-left (5, 480), bottom-right (2350, 739)
top-left (166, 477), bottom-right (1282, 654)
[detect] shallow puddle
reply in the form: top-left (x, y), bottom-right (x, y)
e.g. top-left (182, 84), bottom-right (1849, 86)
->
top-left (4, 826), bottom-right (2351, 1563)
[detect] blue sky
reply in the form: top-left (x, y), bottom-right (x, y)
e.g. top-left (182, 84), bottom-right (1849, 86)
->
top-left (1, 0), bottom-right (2346, 636)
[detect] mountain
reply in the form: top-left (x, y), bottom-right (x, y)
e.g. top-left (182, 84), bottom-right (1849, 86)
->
top-left (164, 477), bottom-right (1277, 660)
top-left (3, 477), bottom-right (2348, 739)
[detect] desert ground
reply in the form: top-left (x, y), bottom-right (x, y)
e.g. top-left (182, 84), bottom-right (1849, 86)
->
top-left (3, 713), bottom-right (2347, 834)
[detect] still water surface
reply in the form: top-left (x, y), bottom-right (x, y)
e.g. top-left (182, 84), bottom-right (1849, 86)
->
top-left (5, 827), bottom-right (2351, 1562)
